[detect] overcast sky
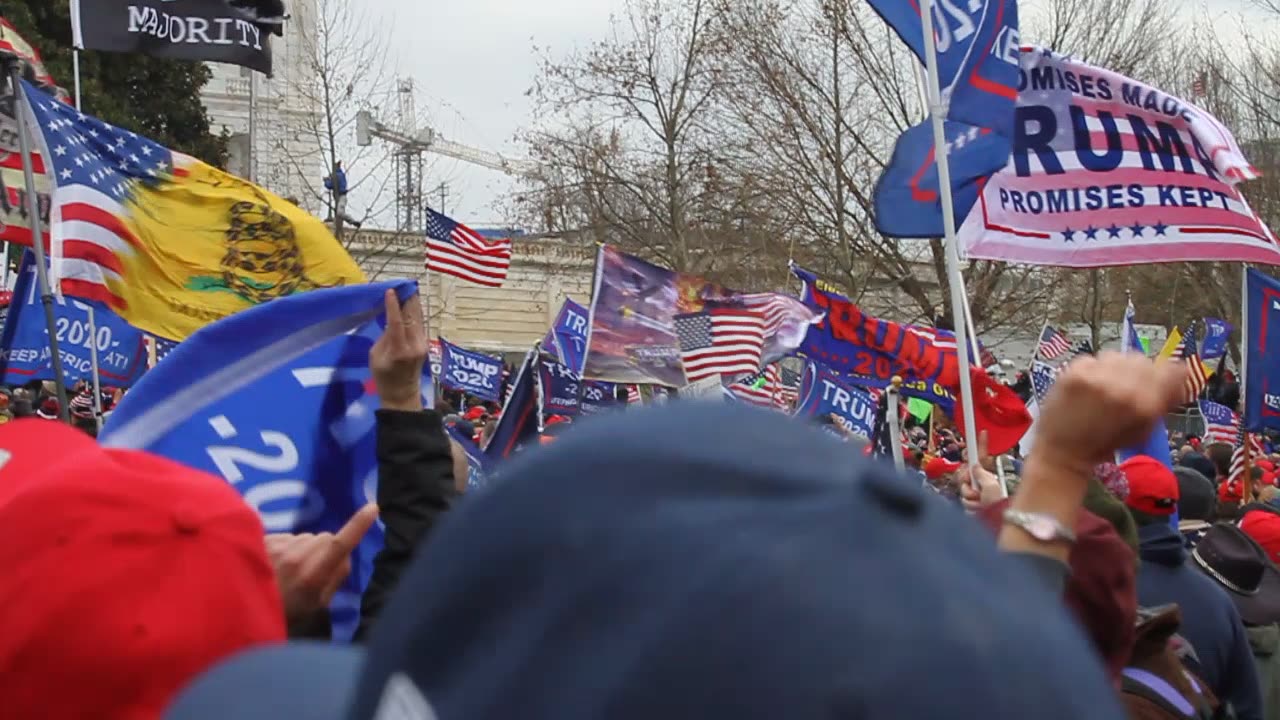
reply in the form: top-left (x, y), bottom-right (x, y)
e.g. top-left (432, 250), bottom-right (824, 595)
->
top-left (378, 0), bottom-right (1271, 229)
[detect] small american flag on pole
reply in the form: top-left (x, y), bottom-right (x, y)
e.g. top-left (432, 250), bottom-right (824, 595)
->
top-left (425, 208), bottom-right (512, 287)
top-left (729, 364), bottom-right (787, 410)
top-left (144, 335), bottom-right (178, 369)
top-left (1199, 400), bottom-right (1239, 446)
top-left (674, 308), bottom-right (767, 383)
top-left (1181, 332), bottom-right (1209, 403)
top-left (1036, 325), bottom-right (1073, 360)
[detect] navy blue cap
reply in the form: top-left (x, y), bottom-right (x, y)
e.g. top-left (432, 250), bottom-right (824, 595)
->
top-left (168, 403), bottom-right (1125, 720)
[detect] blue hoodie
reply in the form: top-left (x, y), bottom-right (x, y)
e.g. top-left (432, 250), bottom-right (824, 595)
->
top-left (1137, 522), bottom-right (1264, 720)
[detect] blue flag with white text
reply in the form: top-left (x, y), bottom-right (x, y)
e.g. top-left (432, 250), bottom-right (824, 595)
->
top-left (539, 357), bottom-right (581, 417)
top-left (99, 280), bottom-right (429, 643)
top-left (1245, 269), bottom-right (1280, 433)
top-left (1201, 317), bottom-right (1232, 361)
top-left (793, 361), bottom-right (877, 439)
top-left (0, 251), bottom-right (147, 387)
top-left (865, 0), bottom-right (1020, 136)
top-left (438, 338), bottom-right (503, 403)
top-left (541, 298), bottom-right (590, 375)
top-left (579, 379), bottom-right (623, 416)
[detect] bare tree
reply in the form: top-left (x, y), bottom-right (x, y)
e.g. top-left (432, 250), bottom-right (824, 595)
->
top-left (273, 0), bottom-right (404, 260)
top-left (521, 0), bottom-right (785, 283)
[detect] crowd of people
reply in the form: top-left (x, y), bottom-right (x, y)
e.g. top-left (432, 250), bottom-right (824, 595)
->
top-left (6, 291), bottom-right (1280, 720)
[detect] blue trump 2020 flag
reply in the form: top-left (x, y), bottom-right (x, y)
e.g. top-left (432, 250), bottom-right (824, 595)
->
top-left (794, 361), bottom-right (877, 439)
top-left (1201, 317), bottom-right (1232, 361)
top-left (438, 337), bottom-right (503, 403)
top-left (100, 280), bottom-right (430, 643)
top-left (541, 298), bottom-right (589, 375)
top-left (1245, 269), bottom-right (1280, 433)
top-left (0, 251), bottom-right (147, 387)
top-left (485, 349), bottom-right (543, 462)
top-left (874, 119), bottom-right (1012, 239)
top-left (446, 424), bottom-right (489, 491)
top-left (539, 357), bottom-right (581, 417)
top-left (865, 0), bottom-right (1020, 136)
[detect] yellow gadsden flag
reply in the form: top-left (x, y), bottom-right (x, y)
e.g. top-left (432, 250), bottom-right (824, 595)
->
top-left (22, 80), bottom-right (366, 340)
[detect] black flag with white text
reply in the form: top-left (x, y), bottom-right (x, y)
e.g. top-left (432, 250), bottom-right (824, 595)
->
top-left (71, 0), bottom-right (279, 75)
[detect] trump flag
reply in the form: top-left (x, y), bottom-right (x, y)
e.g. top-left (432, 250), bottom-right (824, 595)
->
top-left (20, 80), bottom-right (366, 341)
top-left (959, 49), bottom-right (1280, 268)
top-left (1245, 269), bottom-right (1280, 433)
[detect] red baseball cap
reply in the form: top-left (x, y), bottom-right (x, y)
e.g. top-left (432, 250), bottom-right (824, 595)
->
top-left (0, 420), bottom-right (286, 719)
top-left (1119, 456), bottom-right (1179, 516)
top-left (924, 457), bottom-right (962, 480)
top-left (1220, 480), bottom-right (1244, 504)
top-left (1242, 510), bottom-right (1280, 565)
top-left (464, 406), bottom-right (488, 421)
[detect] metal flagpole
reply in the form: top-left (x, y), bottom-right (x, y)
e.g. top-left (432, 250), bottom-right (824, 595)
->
top-left (248, 71), bottom-right (257, 183)
top-left (9, 66), bottom-right (70, 421)
top-left (918, 0), bottom-right (981, 473)
top-left (72, 49), bottom-right (104, 430)
top-left (1241, 263), bottom-right (1252, 503)
top-left (888, 377), bottom-right (906, 473)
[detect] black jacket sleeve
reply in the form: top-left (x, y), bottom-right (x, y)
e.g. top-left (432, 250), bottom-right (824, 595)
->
top-left (355, 408), bottom-right (458, 642)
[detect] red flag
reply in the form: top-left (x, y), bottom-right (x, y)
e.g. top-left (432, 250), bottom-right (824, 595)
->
top-left (955, 368), bottom-right (1032, 457)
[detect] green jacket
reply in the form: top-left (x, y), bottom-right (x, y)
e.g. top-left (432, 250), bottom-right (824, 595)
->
top-left (1248, 623), bottom-right (1280, 720)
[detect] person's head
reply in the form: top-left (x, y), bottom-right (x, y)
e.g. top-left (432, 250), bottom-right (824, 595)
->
top-left (1241, 508), bottom-right (1280, 565)
top-left (1178, 444), bottom-right (1194, 459)
top-left (0, 420), bottom-right (285, 718)
top-left (923, 457), bottom-right (961, 488)
top-left (1118, 456), bottom-right (1178, 527)
top-left (1206, 443), bottom-right (1234, 479)
top-left (1172, 466), bottom-right (1216, 522)
top-left (35, 397), bottom-right (59, 420)
top-left (170, 404), bottom-right (1126, 720)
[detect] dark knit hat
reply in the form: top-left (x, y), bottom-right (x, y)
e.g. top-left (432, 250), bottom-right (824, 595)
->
top-left (1173, 466), bottom-right (1216, 522)
top-left (1180, 451), bottom-right (1220, 484)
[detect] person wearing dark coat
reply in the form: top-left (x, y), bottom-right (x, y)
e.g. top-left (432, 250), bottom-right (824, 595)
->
top-left (354, 290), bottom-right (461, 641)
top-left (1119, 456), bottom-right (1264, 720)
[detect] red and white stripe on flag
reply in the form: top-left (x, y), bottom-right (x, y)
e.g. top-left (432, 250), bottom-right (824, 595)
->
top-left (425, 208), bottom-right (512, 287)
top-left (959, 48), bottom-right (1278, 268)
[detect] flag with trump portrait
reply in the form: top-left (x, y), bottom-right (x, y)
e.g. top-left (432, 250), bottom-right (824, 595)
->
top-left (583, 245), bottom-right (821, 387)
top-left (959, 49), bottom-right (1280, 268)
top-left (19, 79), bottom-right (366, 341)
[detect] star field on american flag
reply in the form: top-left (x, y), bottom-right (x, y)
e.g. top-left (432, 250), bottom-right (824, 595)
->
top-left (1199, 400), bottom-right (1239, 446)
top-left (1030, 361), bottom-right (1057, 404)
top-left (25, 84), bottom-right (175, 202)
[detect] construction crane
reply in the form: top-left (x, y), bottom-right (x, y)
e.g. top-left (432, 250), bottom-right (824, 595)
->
top-left (356, 80), bottom-right (535, 233)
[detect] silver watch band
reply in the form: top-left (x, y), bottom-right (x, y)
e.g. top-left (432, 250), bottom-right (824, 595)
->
top-left (1002, 509), bottom-right (1077, 544)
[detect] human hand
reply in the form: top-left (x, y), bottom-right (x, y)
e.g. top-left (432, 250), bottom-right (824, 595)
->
top-left (370, 289), bottom-right (429, 412)
top-left (264, 504), bottom-right (379, 627)
top-left (1034, 353), bottom-right (1185, 474)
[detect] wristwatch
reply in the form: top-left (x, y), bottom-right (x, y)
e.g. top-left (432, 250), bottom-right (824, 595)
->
top-left (1002, 509), bottom-right (1077, 545)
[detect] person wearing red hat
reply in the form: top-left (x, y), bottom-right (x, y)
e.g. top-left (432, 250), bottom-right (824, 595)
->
top-left (1241, 509), bottom-right (1280, 567)
top-left (0, 419), bottom-right (289, 719)
top-left (1119, 455), bottom-right (1264, 720)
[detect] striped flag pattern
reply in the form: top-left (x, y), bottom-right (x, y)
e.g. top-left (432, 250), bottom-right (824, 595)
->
top-left (144, 335), bottom-right (178, 369)
top-left (674, 308), bottom-right (767, 383)
top-left (1181, 332), bottom-right (1209, 403)
top-left (1199, 400), bottom-right (1239, 446)
top-left (425, 208), bottom-right (512, 287)
top-left (1229, 429), bottom-right (1264, 488)
top-left (626, 384), bottom-right (642, 404)
top-left (1036, 325), bottom-right (1073, 360)
top-left (729, 364), bottom-right (787, 410)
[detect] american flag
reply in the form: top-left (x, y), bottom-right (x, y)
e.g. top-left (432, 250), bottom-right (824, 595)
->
top-left (425, 208), bottom-right (512, 288)
top-left (22, 83), bottom-right (180, 306)
top-left (145, 335), bottom-right (178, 369)
top-left (1199, 400), bottom-right (1239, 446)
top-left (674, 308), bottom-right (767, 383)
top-left (909, 325), bottom-right (958, 351)
top-left (1181, 329), bottom-right (1209, 403)
top-left (1036, 325), bottom-right (1073, 360)
top-left (626, 384), bottom-right (642, 404)
top-left (1192, 71), bottom-right (1208, 99)
top-left (1229, 426), bottom-right (1264, 488)
top-left (1030, 361), bottom-right (1058, 403)
top-left (729, 364), bottom-right (787, 410)
top-left (1074, 338), bottom-right (1095, 357)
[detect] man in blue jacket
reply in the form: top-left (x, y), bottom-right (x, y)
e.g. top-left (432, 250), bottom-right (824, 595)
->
top-left (1120, 454), bottom-right (1263, 720)
top-left (323, 161), bottom-right (361, 229)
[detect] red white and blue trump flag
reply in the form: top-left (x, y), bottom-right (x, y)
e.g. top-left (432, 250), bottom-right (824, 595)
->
top-left (960, 48), bottom-right (1280, 267)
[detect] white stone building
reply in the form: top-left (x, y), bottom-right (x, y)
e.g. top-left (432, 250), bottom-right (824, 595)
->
top-left (198, 0), bottom-right (324, 212)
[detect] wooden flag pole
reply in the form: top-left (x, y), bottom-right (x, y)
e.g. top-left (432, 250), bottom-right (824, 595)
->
top-left (917, 0), bottom-right (982, 473)
top-left (9, 65), bottom-right (70, 422)
top-left (888, 376), bottom-right (906, 473)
